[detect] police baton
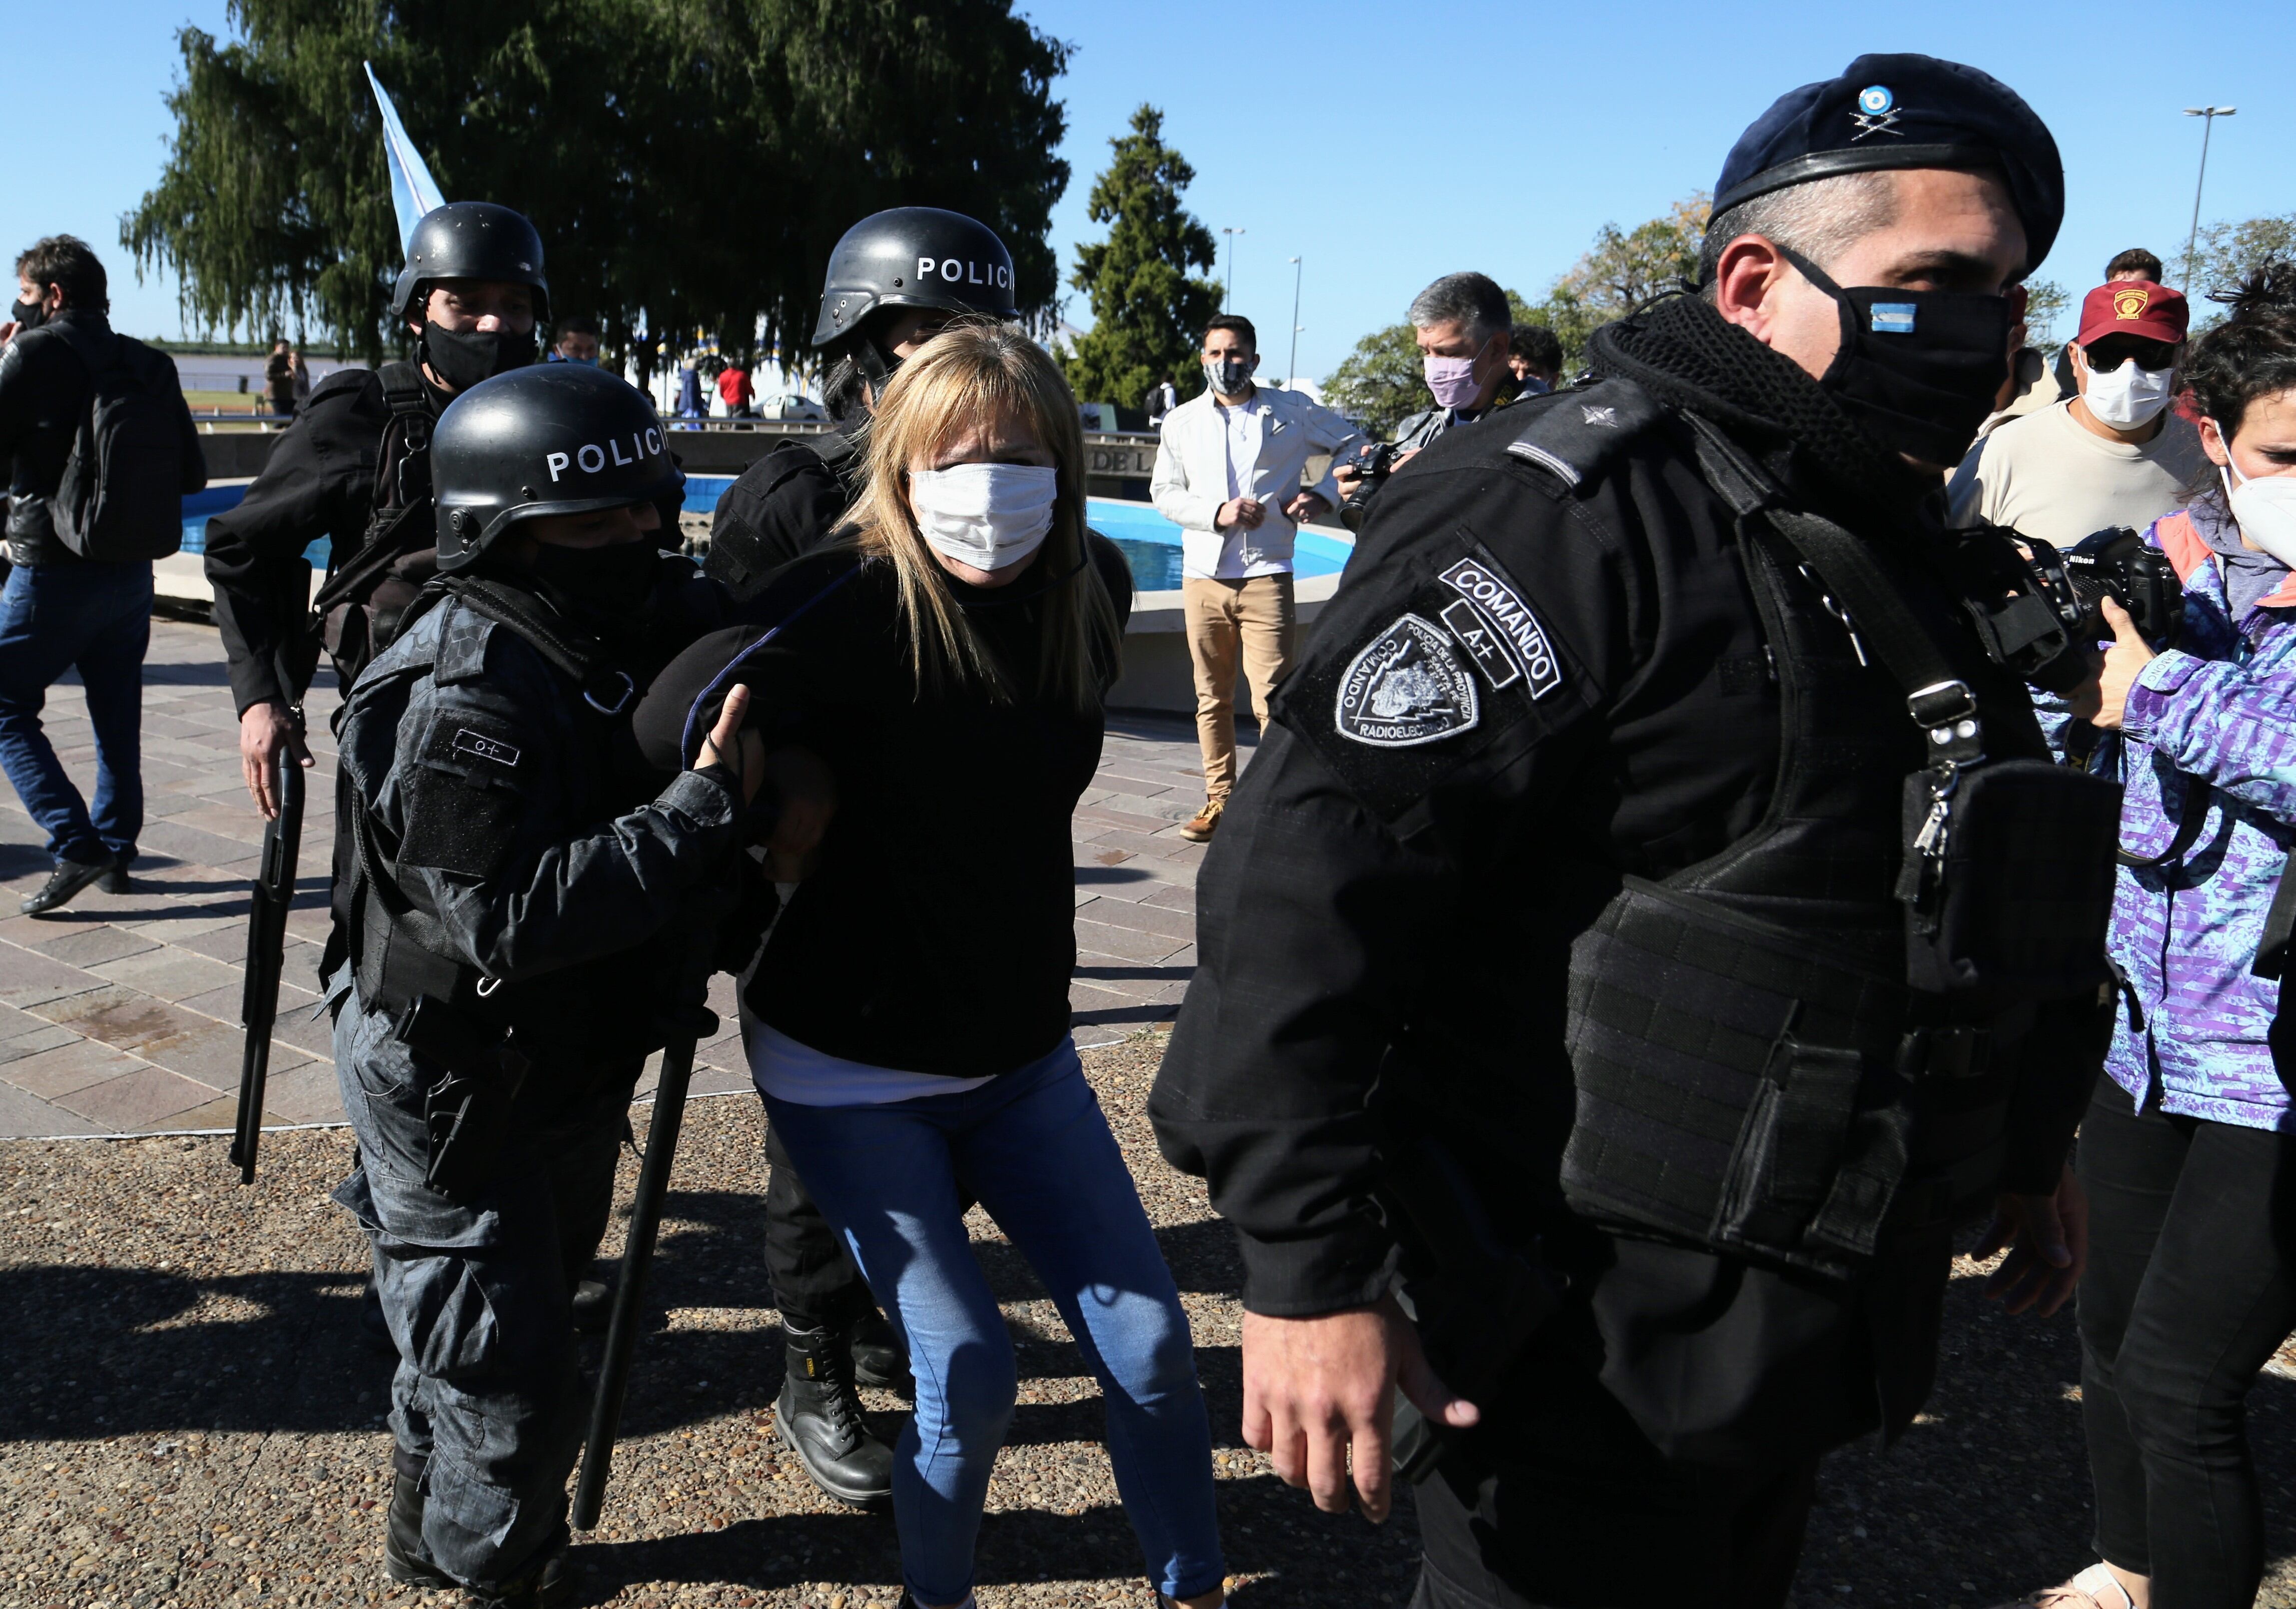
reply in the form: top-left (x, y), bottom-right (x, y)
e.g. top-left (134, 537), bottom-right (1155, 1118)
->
top-left (230, 721), bottom-right (306, 1185)
top-left (572, 920), bottom-right (720, 1529)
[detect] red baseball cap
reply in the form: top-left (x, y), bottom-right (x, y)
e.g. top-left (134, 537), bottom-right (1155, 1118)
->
top-left (2075, 279), bottom-right (2189, 346)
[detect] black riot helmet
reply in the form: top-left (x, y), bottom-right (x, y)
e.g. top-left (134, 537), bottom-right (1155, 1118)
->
top-left (431, 364), bottom-right (681, 573)
top-left (393, 201), bottom-right (550, 323)
top-left (811, 207), bottom-right (1018, 354)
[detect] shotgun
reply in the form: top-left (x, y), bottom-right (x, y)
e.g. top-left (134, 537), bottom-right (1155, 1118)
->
top-left (231, 726), bottom-right (305, 1184)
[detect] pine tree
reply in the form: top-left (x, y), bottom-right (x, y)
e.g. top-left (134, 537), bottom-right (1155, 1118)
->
top-left (123, 0), bottom-right (1072, 371)
top-left (1060, 105), bottom-right (1222, 413)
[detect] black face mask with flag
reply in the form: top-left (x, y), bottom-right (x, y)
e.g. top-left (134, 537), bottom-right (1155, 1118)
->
top-left (1780, 246), bottom-right (2012, 471)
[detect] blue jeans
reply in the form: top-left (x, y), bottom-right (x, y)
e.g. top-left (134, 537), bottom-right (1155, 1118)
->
top-left (762, 1041), bottom-right (1224, 1605)
top-left (0, 561), bottom-right (151, 865)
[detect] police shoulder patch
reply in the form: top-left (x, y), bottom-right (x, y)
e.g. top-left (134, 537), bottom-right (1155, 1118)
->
top-left (1334, 613), bottom-right (1480, 747)
top-left (1436, 549), bottom-right (1565, 699)
top-left (1503, 376), bottom-right (1664, 489)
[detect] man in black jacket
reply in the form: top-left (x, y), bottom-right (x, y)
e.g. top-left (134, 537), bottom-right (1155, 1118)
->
top-left (0, 236), bottom-right (202, 914)
top-left (203, 201), bottom-right (548, 822)
top-left (1152, 55), bottom-right (2105, 1608)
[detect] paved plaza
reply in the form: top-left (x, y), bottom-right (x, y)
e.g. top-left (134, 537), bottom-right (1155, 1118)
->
top-left (0, 616), bottom-right (1220, 1141)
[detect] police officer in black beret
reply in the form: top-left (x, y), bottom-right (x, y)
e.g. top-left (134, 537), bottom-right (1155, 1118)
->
top-left (329, 363), bottom-right (757, 1605)
top-left (1152, 54), bottom-right (2116, 1607)
top-left (207, 201), bottom-right (554, 823)
top-left (699, 206), bottom-right (1023, 1511)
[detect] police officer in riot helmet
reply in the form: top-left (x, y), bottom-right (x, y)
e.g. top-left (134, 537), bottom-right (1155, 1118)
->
top-left (1152, 56), bottom-right (2119, 1608)
top-left (695, 205), bottom-right (1020, 1513)
top-left (331, 361), bottom-right (753, 1605)
top-left (208, 200), bottom-right (552, 823)
top-left (702, 206), bottom-right (1020, 599)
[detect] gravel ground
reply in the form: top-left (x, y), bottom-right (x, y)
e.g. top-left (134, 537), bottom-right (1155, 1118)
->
top-left (4, 1030), bottom-right (2292, 1608)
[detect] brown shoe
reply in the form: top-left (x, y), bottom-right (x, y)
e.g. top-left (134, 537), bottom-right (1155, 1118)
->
top-left (1178, 801), bottom-right (1224, 843)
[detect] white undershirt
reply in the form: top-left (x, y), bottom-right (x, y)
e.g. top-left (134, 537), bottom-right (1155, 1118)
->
top-left (744, 1018), bottom-right (995, 1107)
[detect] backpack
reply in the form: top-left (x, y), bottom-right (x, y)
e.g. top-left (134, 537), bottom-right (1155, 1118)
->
top-left (48, 325), bottom-right (204, 562)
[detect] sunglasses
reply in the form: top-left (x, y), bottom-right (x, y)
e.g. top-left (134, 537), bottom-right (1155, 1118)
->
top-left (2081, 337), bottom-right (2180, 373)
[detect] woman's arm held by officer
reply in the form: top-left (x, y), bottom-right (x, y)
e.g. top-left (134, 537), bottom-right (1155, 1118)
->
top-left (1242, 1297), bottom-right (1479, 1525)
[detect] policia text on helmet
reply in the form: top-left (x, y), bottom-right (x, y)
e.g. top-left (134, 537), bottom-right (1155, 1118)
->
top-left (397, 201), bottom-right (550, 395)
top-left (814, 207), bottom-right (1020, 421)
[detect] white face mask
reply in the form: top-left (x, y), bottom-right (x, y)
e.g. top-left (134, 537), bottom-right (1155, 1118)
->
top-left (907, 462), bottom-right (1058, 571)
top-left (2082, 354), bottom-right (2177, 429)
top-left (2218, 433), bottom-right (2296, 568)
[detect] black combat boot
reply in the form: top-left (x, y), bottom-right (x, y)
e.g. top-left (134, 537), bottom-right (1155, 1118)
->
top-left (465, 1538), bottom-right (571, 1608)
top-left (778, 1317), bottom-right (895, 1506)
top-left (383, 1457), bottom-right (452, 1588)
top-left (849, 1304), bottom-right (911, 1391)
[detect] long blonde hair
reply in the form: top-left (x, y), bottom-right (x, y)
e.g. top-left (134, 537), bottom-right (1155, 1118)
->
top-left (837, 323), bottom-right (1122, 711)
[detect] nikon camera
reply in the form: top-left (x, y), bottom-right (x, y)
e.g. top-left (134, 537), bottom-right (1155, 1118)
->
top-left (2027, 526), bottom-right (2185, 652)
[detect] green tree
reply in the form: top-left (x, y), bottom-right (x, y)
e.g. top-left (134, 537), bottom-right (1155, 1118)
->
top-left (125, 0), bottom-right (1072, 372)
top-left (1059, 105), bottom-right (1222, 411)
top-left (1520, 192), bottom-right (1709, 374)
top-left (2020, 279), bottom-right (2070, 347)
top-left (2186, 213), bottom-right (2296, 323)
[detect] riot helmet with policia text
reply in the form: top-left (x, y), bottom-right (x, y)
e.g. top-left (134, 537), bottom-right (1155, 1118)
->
top-left (394, 202), bottom-right (552, 391)
top-left (811, 207), bottom-right (1019, 405)
top-left (431, 364), bottom-right (682, 573)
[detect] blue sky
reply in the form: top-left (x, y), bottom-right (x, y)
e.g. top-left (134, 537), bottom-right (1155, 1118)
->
top-left (8, 1), bottom-right (2289, 379)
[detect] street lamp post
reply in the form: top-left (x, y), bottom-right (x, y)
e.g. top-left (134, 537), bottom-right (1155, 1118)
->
top-left (1287, 256), bottom-right (1303, 384)
top-left (2181, 106), bottom-right (2236, 292)
top-left (1222, 228), bottom-right (1246, 308)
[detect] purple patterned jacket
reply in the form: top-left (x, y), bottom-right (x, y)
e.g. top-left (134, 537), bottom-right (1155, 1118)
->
top-left (2096, 504), bottom-right (2296, 1131)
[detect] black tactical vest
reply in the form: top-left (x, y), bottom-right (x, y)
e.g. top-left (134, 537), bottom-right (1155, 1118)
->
top-left (1550, 396), bottom-right (2076, 1282)
top-left (312, 360), bottom-right (443, 692)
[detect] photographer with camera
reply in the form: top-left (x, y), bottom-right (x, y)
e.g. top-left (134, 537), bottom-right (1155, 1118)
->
top-left (2000, 264), bottom-right (2296, 1609)
top-left (1332, 275), bottom-right (1518, 532)
top-left (1951, 275), bottom-right (2206, 547)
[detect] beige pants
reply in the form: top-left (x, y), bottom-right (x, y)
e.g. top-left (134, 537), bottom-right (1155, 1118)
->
top-left (1183, 573), bottom-right (1296, 805)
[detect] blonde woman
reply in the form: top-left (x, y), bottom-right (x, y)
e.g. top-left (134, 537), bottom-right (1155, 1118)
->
top-left (636, 325), bottom-right (1225, 1609)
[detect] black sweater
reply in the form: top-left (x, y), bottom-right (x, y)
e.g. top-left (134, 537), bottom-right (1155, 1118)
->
top-left (634, 535), bottom-right (1133, 1077)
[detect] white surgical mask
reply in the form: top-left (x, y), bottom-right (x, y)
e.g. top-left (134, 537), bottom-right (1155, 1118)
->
top-left (2217, 431), bottom-right (2296, 569)
top-left (908, 462), bottom-right (1058, 571)
top-left (2082, 355), bottom-right (2177, 429)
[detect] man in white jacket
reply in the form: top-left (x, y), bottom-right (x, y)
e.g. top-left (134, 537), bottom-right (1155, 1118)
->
top-left (1151, 314), bottom-right (1362, 840)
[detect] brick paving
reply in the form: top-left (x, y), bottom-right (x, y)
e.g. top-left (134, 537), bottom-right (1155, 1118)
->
top-left (0, 616), bottom-right (1222, 1140)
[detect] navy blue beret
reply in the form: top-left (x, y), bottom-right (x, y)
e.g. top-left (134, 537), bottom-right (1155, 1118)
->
top-left (1712, 54), bottom-right (2063, 271)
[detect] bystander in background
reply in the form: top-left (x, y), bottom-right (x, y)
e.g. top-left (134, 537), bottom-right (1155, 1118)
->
top-left (0, 235), bottom-right (202, 915)
top-left (1951, 276), bottom-right (2205, 546)
top-left (264, 338), bottom-right (295, 417)
top-left (548, 316), bottom-right (600, 365)
top-left (1145, 373), bottom-right (1179, 428)
top-left (1508, 324), bottom-right (1564, 396)
top-left (718, 361), bottom-right (756, 418)
top-left (1150, 314), bottom-right (1360, 842)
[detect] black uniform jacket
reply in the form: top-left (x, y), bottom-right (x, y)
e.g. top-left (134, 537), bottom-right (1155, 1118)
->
top-left (1148, 388), bottom-right (2094, 1461)
top-left (203, 367), bottom-right (413, 714)
top-left (701, 431), bottom-right (864, 601)
top-left (0, 312), bottom-right (205, 566)
top-left (636, 534), bottom-right (1133, 1078)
